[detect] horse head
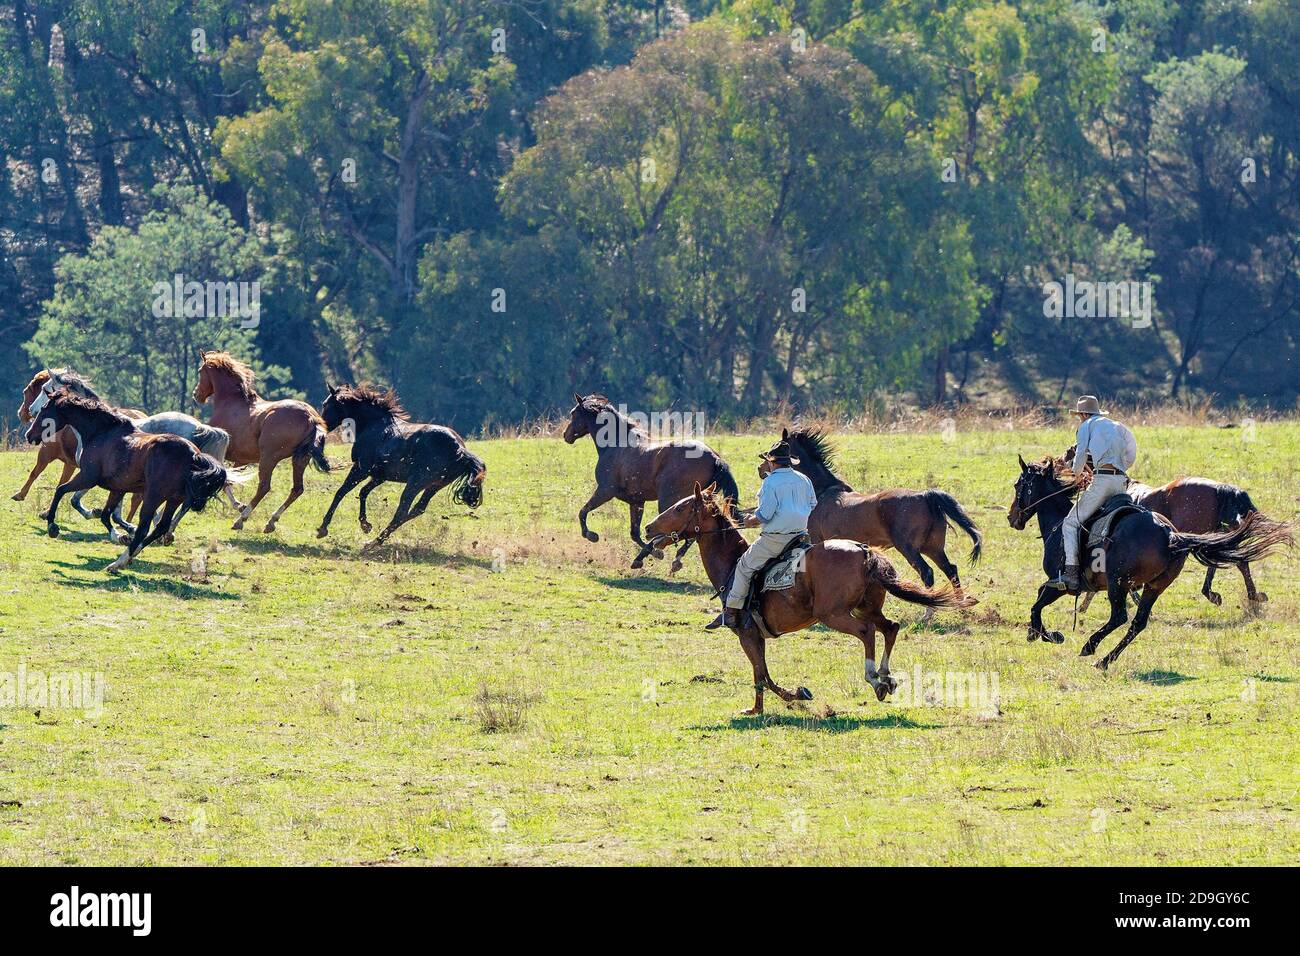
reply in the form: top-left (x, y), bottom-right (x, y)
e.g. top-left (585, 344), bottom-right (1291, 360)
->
top-left (1009, 454), bottom-right (1069, 530)
top-left (643, 480), bottom-right (723, 550)
top-left (563, 392), bottom-right (606, 444)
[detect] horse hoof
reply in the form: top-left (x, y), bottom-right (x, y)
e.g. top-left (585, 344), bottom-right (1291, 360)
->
top-left (740, 707), bottom-right (763, 717)
top-left (10, 492), bottom-right (24, 502)
top-left (884, 676), bottom-right (898, 693)
top-left (262, 522), bottom-right (276, 534)
top-left (231, 519), bottom-right (245, 531)
top-left (874, 683), bottom-right (889, 702)
top-left (359, 521), bottom-right (372, 534)
top-left (47, 525), bottom-right (59, 539)
top-left (1207, 591), bottom-right (1222, 607)
top-left (1095, 659), bottom-right (1110, 672)
top-left (1026, 627), bottom-right (1039, 642)
top-left (1079, 645), bottom-right (1094, 657)
top-left (316, 527), bottom-right (328, 539)
top-left (629, 557), bottom-right (645, 570)
top-left (796, 686), bottom-right (813, 701)
top-left (38, 510), bottom-right (50, 521)
top-left (162, 534), bottom-right (175, 546)
top-left (582, 530), bottom-right (599, 543)
top-left (669, 560), bottom-right (683, 575)
top-left (1253, 592), bottom-right (1268, 603)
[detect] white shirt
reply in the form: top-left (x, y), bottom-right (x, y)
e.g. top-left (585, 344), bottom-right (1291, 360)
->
top-left (754, 467), bottom-right (818, 533)
top-left (1073, 414), bottom-right (1137, 472)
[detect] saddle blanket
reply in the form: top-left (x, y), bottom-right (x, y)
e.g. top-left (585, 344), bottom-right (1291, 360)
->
top-left (760, 541), bottom-right (813, 592)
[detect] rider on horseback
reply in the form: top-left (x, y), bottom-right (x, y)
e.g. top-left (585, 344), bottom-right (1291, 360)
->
top-left (707, 438), bottom-right (817, 630)
top-left (1050, 395), bottom-right (1137, 591)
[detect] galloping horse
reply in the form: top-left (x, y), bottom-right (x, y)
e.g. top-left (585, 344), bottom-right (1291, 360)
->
top-left (1008, 455), bottom-right (1292, 669)
top-left (1063, 443), bottom-right (1270, 608)
top-left (643, 482), bottom-right (976, 715)
top-left (764, 428), bottom-right (982, 593)
top-left (563, 393), bottom-right (739, 570)
top-left (316, 385), bottom-right (486, 547)
top-left (193, 351), bottom-right (330, 533)
top-left (26, 390), bottom-right (235, 572)
top-left (14, 369), bottom-right (146, 519)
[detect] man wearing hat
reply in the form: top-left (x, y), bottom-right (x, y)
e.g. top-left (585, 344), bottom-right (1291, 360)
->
top-left (709, 435), bottom-right (818, 630)
top-left (1052, 395), bottom-right (1137, 591)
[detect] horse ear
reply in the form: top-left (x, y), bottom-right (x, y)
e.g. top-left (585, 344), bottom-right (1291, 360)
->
top-left (693, 481), bottom-right (703, 500)
top-left (1018, 454), bottom-right (1028, 472)
top-left (703, 481), bottom-right (718, 495)
top-left (572, 391), bottom-right (583, 405)
top-left (782, 427), bottom-right (789, 440)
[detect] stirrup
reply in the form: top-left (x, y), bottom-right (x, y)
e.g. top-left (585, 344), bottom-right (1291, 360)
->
top-left (1046, 574), bottom-right (1070, 591)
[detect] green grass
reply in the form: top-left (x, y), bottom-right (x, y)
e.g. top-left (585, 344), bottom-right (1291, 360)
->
top-left (0, 423), bottom-right (1296, 864)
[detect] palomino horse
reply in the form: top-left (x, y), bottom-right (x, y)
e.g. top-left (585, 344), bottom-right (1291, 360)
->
top-left (763, 428), bottom-right (982, 595)
top-left (563, 393), bottom-right (739, 571)
top-left (643, 482), bottom-right (976, 715)
top-left (1063, 444), bottom-right (1270, 608)
top-left (14, 369), bottom-right (146, 520)
top-left (26, 390), bottom-right (235, 572)
top-left (1008, 456), bottom-right (1292, 669)
top-left (193, 351), bottom-right (330, 533)
top-left (316, 385), bottom-right (486, 547)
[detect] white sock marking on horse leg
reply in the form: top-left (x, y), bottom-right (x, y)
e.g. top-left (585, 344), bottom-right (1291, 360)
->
top-left (864, 657), bottom-right (881, 690)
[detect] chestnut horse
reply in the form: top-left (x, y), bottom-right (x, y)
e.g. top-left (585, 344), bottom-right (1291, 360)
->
top-left (1063, 443), bottom-right (1269, 608)
top-left (193, 351), bottom-right (330, 533)
top-left (1008, 456), bottom-right (1292, 669)
top-left (563, 393), bottom-right (739, 570)
top-left (13, 369), bottom-right (146, 519)
top-left (26, 390), bottom-right (234, 572)
top-left (764, 428), bottom-right (982, 594)
top-left (316, 384), bottom-right (486, 547)
top-left (644, 482), bottom-right (975, 715)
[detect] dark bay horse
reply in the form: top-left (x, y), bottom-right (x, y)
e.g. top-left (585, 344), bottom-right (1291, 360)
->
top-left (1064, 443), bottom-right (1270, 607)
top-left (644, 482), bottom-right (975, 714)
top-left (193, 351), bottom-right (329, 533)
top-left (26, 390), bottom-right (233, 572)
top-left (766, 428), bottom-right (982, 596)
top-left (563, 393), bottom-right (739, 571)
top-left (1008, 456), bottom-right (1292, 669)
top-left (316, 385), bottom-right (486, 547)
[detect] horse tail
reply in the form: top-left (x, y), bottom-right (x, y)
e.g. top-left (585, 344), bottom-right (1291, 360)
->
top-left (296, 424), bottom-right (331, 473)
top-left (925, 489), bottom-right (982, 563)
top-left (862, 546), bottom-right (977, 610)
top-left (1214, 483), bottom-right (1258, 529)
top-left (203, 425), bottom-right (232, 462)
top-left (712, 458), bottom-right (740, 507)
top-left (450, 446), bottom-right (486, 509)
top-left (185, 453), bottom-right (230, 513)
top-left (1170, 512), bottom-right (1293, 569)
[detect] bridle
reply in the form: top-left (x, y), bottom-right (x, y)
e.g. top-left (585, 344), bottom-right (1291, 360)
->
top-left (1013, 471), bottom-right (1077, 522)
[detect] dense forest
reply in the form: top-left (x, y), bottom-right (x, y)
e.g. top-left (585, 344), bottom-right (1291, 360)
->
top-left (2, 1), bottom-right (1297, 431)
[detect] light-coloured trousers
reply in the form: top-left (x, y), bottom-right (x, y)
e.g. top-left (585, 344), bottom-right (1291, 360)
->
top-left (1062, 473), bottom-right (1130, 566)
top-left (726, 531), bottom-right (803, 608)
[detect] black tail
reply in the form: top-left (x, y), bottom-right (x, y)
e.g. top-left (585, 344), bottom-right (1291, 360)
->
top-left (1214, 483), bottom-right (1257, 529)
top-left (925, 489), bottom-right (982, 563)
top-left (184, 453), bottom-right (229, 513)
top-left (1171, 512), bottom-right (1293, 569)
top-left (863, 547), bottom-right (977, 610)
top-left (450, 447), bottom-right (486, 508)
top-left (712, 458), bottom-right (740, 507)
top-left (296, 424), bottom-right (331, 473)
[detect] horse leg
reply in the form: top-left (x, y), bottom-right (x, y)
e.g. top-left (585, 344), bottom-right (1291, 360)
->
top-left (98, 490), bottom-right (127, 544)
top-left (109, 495), bottom-right (139, 535)
top-left (14, 439), bottom-right (67, 501)
top-left (106, 496), bottom-right (167, 572)
top-left (628, 501), bottom-right (645, 548)
top-left (1097, 585), bottom-right (1163, 671)
top-left (366, 481), bottom-right (422, 548)
top-left (232, 459), bottom-right (276, 531)
top-left (224, 483), bottom-right (245, 512)
top-left (1200, 565), bottom-right (1223, 607)
top-left (896, 543), bottom-right (937, 621)
top-left (70, 488), bottom-right (99, 520)
top-left (262, 455), bottom-right (307, 533)
top-left (1079, 579), bottom-right (1129, 657)
top-left (735, 628), bottom-right (802, 716)
top-left (356, 476), bottom-right (384, 533)
top-left (43, 469), bottom-right (99, 538)
top-left (1238, 562), bottom-right (1266, 604)
top-left (162, 503), bottom-right (189, 544)
top-left (670, 539), bottom-right (693, 574)
top-left (578, 486), bottom-right (616, 542)
top-left (1028, 583), bottom-right (1068, 644)
top-left (404, 482), bottom-right (442, 521)
top-left (317, 463), bottom-right (365, 538)
top-left (877, 616), bottom-right (901, 695)
top-left (36, 458), bottom-right (77, 518)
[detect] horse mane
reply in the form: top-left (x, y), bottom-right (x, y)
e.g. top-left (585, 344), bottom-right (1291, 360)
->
top-left (47, 368), bottom-right (101, 400)
top-left (578, 393), bottom-right (647, 437)
top-left (1038, 455), bottom-right (1086, 492)
top-left (705, 489), bottom-right (740, 528)
top-left (201, 352), bottom-right (259, 400)
top-left (49, 389), bottom-right (136, 429)
top-left (336, 384), bottom-right (410, 421)
top-left (787, 427), bottom-right (837, 471)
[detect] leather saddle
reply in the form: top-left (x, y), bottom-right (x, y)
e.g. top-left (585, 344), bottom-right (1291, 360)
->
top-left (1074, 493), bottom-right (1146, 589)
top-left (724, 532), bottom-right (812, 636)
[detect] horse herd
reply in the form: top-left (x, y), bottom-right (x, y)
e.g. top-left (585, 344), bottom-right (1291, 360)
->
top-left (11, 369), bottom-right (1293, 715)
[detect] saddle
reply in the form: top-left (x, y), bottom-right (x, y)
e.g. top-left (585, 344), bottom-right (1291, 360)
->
top-left (724, 532), bottom-right (812, 637)
top-left (1074, 493), bottom-right (1146, 589)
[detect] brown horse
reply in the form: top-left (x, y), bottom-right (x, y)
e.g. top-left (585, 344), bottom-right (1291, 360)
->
top-left (643, 482), bottom-right (976, 715)
top-left (563, 393), bottom-right (739, 570)
top-left (1008, 456), bottom-right (1292, 669)
top-left (13, 369), bottom-right (146, 518)
top-left (25, 390), bottom-right (234, 572)
top-left (1064, 443), bottom-right (1269, 607)
top-left (763, 428), bottom-right (982, 595)
top-left (193, 351), bottom-right (330, 533)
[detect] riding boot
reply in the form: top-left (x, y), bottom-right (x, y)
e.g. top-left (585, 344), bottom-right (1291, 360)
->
top-left (1047, 565), bottom-right (1080, 591)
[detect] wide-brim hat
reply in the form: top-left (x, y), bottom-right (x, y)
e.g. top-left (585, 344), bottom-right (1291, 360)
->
top-left (759, 439), bottom-right (800, 465)
top-left (1071, 394), bottom-right (1107, 416)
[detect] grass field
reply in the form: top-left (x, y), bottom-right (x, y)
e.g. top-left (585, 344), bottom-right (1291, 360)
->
top-left (0, 422), bottom-right (1296, 865)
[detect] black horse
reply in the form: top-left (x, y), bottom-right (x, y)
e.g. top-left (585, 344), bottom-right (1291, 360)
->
top-left (316, 385), bottom-right (486, 547)
top-left (1007, 455), bottom-right (1291, 669)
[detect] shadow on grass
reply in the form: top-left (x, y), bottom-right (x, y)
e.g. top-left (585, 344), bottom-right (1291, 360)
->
top-left (692, 711), bottom-right (938, 733)
top-left (596, 575), bottom-right (712, 595)
top-left (1130, 669), bottom-right (1196, 686)
top-left (49, 561), bottom-right (239, 600)
top-left (224, 535), bottom-right (494, 570)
